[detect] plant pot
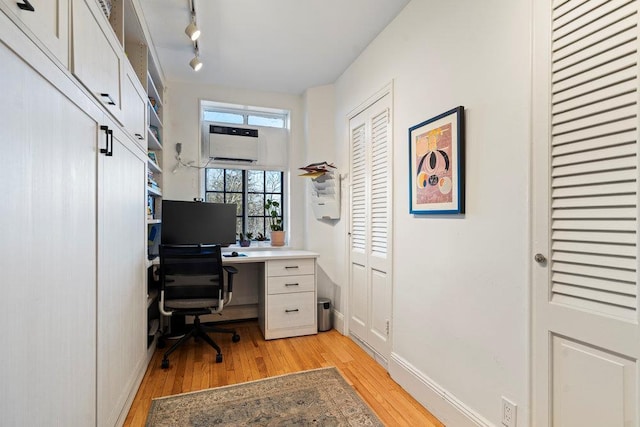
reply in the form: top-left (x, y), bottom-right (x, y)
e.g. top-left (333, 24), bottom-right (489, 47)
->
top-left (239, 240), bottom-right (251, 247)
top-left (270, 231), bottom-right (285, 247)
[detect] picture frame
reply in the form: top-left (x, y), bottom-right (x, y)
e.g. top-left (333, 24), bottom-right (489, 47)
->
top-left (408, 106), bottom-right (465, 214)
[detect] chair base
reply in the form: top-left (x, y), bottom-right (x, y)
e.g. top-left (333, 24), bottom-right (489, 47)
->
top-left (160, 316), bottom-right (240, 369)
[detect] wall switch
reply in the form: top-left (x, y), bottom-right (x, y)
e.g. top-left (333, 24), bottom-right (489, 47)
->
top-left (501, 397), bottom-right (517, 427)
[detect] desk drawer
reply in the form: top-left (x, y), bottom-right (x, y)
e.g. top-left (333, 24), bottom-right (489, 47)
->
top-left (268, 274), bottom-right (315, 295)
top-left (267, 258), bottom-right (315, 277)
top-left (267, 292), bottom-right (315, 330)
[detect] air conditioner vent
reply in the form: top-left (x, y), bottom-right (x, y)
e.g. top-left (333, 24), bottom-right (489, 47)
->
top-left (209, 125), bottom-right (259, 162)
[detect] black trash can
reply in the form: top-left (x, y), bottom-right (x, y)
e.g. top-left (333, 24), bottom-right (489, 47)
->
top-left (317, 298), bottom-right (332, 332)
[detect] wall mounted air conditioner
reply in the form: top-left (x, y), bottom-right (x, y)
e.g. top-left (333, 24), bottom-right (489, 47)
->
top-left (209, 125), bottom-right (259, 162)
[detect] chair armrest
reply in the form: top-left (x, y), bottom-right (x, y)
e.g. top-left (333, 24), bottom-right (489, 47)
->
top-left (223, 265), bottom-right (238, 293)
top-left (223, 265), bottom-right (238, 275)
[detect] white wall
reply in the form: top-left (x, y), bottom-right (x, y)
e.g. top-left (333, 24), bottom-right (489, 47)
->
top-left (316, 0), bottom-right (533, 426)
top-left (302, 85), bottom-right (342, 307)
top-left (162, 81), bottom-right (306, 249)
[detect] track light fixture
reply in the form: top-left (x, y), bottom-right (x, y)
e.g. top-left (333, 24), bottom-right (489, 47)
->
top-left (190, 41), bottom-right (203, 71)
top-left (185, 0), bottom-right (200, 41)
top-left (185, 21), bottom-right (200, 41)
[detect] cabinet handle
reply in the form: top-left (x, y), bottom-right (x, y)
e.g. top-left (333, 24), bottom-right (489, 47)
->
top-left (284, 266), bottom-right (299, 270)
top-left (285, 283), bottom-right (299, 287)
top-left (100, 126), bottom-right (109, 155)
top-left (16, 0), bottom-right (35, 11)
top-left (285, 309), bottom-right (299, 313)
top-left (99, 126), bottom-right (114, 156)
top-left (135, 133), bottom-right (144, 140)
top-left (99, 93), bottom-right (116, 106)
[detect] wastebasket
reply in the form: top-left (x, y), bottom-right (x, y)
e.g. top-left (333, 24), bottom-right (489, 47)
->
top-left (317, 298), bottom-right (332, 332)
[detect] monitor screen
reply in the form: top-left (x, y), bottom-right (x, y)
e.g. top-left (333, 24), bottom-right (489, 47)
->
top-left (161, 200), bottom-right (237, 246)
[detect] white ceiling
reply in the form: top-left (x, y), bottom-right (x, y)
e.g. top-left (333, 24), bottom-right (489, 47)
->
top-left (139, 0), bottom-right (410, 94)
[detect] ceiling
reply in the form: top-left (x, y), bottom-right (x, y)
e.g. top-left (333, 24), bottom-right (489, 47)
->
top-left (139, 0), bottom-right (410, 94)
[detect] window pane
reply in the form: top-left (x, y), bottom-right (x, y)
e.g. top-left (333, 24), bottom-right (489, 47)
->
top-left (247, 170), bottom-right (264, 193)
top-left (203, 111), bottom-right (244, 124)
top-left (247, 193), bottom-right (265, 216)
top-left (236, 218), bottom-right (242, 236)
top-left (205, 192), bottom-right (224, 203)
top-left (225, 169), bottom-right (243, 192)
top-left (206, 168), bottom-right (224, 191)
top-left (265, 194), bottom-right (282, 215)
top-left (225, 193), bottom-right (243, 215)
top-left (248, 115), bottom-right (284, 128)
top-left (247, 217), bottom-right (265, 236)
top-left (265, 171), bottom-right (281, 192)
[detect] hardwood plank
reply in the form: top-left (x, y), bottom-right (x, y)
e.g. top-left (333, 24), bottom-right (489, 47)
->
top-left (123, 321), bottom-right (443, 427)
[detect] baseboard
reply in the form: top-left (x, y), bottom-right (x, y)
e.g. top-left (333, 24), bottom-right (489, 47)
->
top-left (389, 353), bottom-right (493, 427)
top-left (333, 310), bottom-right (345, 334)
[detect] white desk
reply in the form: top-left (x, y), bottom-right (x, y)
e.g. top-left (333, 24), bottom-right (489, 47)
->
top-left (222, 250), bottom-right (319, 340)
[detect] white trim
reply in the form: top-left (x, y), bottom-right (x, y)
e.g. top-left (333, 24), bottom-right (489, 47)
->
top-left (389, 353), bottom-right (493, 427)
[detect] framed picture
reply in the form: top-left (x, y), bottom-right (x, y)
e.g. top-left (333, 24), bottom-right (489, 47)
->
top-left (408, 106), bottom-right (465, 214)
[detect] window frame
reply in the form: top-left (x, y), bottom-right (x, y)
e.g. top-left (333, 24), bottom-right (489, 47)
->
top-left (204, 168), bottom-right (285, 240)
top-left (202, 106), bottom-right (288, 129)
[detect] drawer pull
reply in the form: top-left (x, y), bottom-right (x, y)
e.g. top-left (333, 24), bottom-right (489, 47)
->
top-left (285, 309), bottom-right (299, 313)
top-left (100, 93), bottom-right (116, 106)
top-left (17, 0), bottom-right (35, 11)
top-left (135, 133), bottom-right (144, 140)
top-left (285, 283), bottom-right (299, 287)
top-left (284, 266), bottom-right (299, 269)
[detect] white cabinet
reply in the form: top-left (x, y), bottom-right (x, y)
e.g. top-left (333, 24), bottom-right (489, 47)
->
top-left (260, 258), bottom-right (317, 339)
top-left (0, 35), bottom-right (96, 425)
top-left (71, 0), bottom-right (123, 122)
top-left (0, 0), bottom-right (69, 66)
top-left (122, 62), bottom-right (147, 150)
top-left (97, 122), bottom-right (147, 427)
top-left (0, 13), bottom-right (147, 424)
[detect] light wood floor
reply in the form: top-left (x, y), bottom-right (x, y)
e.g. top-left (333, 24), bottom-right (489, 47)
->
top-left (124, 320), bottom-right (443, 426)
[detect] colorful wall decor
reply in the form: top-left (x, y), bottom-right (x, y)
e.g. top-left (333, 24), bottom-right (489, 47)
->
top-left (409, 106), bottom-right (465, 214)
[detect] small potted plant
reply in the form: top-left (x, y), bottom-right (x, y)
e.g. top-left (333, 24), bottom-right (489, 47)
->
top-left (265, 199), bottom-right (285, 246)
top-left (255, 232), bottom-right (268, 247)
top-left (238, 232), bottom-right (253, 247)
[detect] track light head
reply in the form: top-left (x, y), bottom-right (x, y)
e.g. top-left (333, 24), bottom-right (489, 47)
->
top-left (189, 55), bottom-right (203, 71)
top-left (185, 21), bottom-right (200, 41)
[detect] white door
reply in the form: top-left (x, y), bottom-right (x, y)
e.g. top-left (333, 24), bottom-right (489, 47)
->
top-left (349, 92), bottom-right (393, 359)
top-left (97, 124), bottom-right (147, 426)
top-left (0, 36), bottom-right (96, 425)
top-left (532, 2), bottom-right (640, 426)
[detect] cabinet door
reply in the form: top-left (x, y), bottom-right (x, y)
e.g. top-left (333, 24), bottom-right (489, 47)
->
top-left (0, 36), bottom-right (96, 425)
top-left (96, 125), bottom-right (147, 427)
top-left (122, 65), bottom-right (147, 150)
top-left (71, 0), bottom-right (123, 122)
top-left (0, 0), bottom-right (69, 65)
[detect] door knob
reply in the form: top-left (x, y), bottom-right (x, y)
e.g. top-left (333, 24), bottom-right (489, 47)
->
top-left (534, 253), bottom-right (547, 264)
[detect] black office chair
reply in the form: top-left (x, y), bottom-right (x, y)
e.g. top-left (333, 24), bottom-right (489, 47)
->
top-left (158, 244), bottom-right (240, 369)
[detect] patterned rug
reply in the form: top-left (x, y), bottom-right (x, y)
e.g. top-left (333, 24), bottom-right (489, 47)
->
top-left (145, 367), bottom-right (383, 426)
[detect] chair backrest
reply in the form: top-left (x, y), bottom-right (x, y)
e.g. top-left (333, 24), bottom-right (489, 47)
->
top-left (159, 244), bottom-right (224, 303)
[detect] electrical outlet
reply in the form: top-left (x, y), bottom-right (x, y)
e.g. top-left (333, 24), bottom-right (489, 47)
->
top-left (501, 397), bottom-right (517, 427)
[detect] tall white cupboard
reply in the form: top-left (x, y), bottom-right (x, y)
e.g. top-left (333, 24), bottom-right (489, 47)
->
top-left (0, 0), bottom-right (153, 425)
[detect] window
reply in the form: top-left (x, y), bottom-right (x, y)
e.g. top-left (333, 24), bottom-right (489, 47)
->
top-left (205, 168), bottom-right (284, 239)
top-left (202, 108), bottom-right (287, 129)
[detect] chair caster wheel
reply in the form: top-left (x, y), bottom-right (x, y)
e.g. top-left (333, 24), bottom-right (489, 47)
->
top-left (216, 354), bottom-right (223, 363)
top-left (232, 334), bottom-right (240, 343)
top-left (161, 359), bottom-right (169, 369)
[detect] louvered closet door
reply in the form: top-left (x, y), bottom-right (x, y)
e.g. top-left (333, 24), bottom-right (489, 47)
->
top-left (532, 1), bottom-right (640, 425)
top-left (349, 93), bottom-right (392, 359)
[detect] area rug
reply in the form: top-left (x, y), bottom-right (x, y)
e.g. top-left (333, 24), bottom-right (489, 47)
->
top-left (145, 367), bottom-right (383, 426)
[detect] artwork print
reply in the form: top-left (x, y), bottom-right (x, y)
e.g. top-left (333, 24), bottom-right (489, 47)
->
top-left (409, 106), bottom-right (465, 214)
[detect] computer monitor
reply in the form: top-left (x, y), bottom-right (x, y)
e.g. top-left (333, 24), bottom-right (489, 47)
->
top-left (161, 200), bottom-right (237, 246)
